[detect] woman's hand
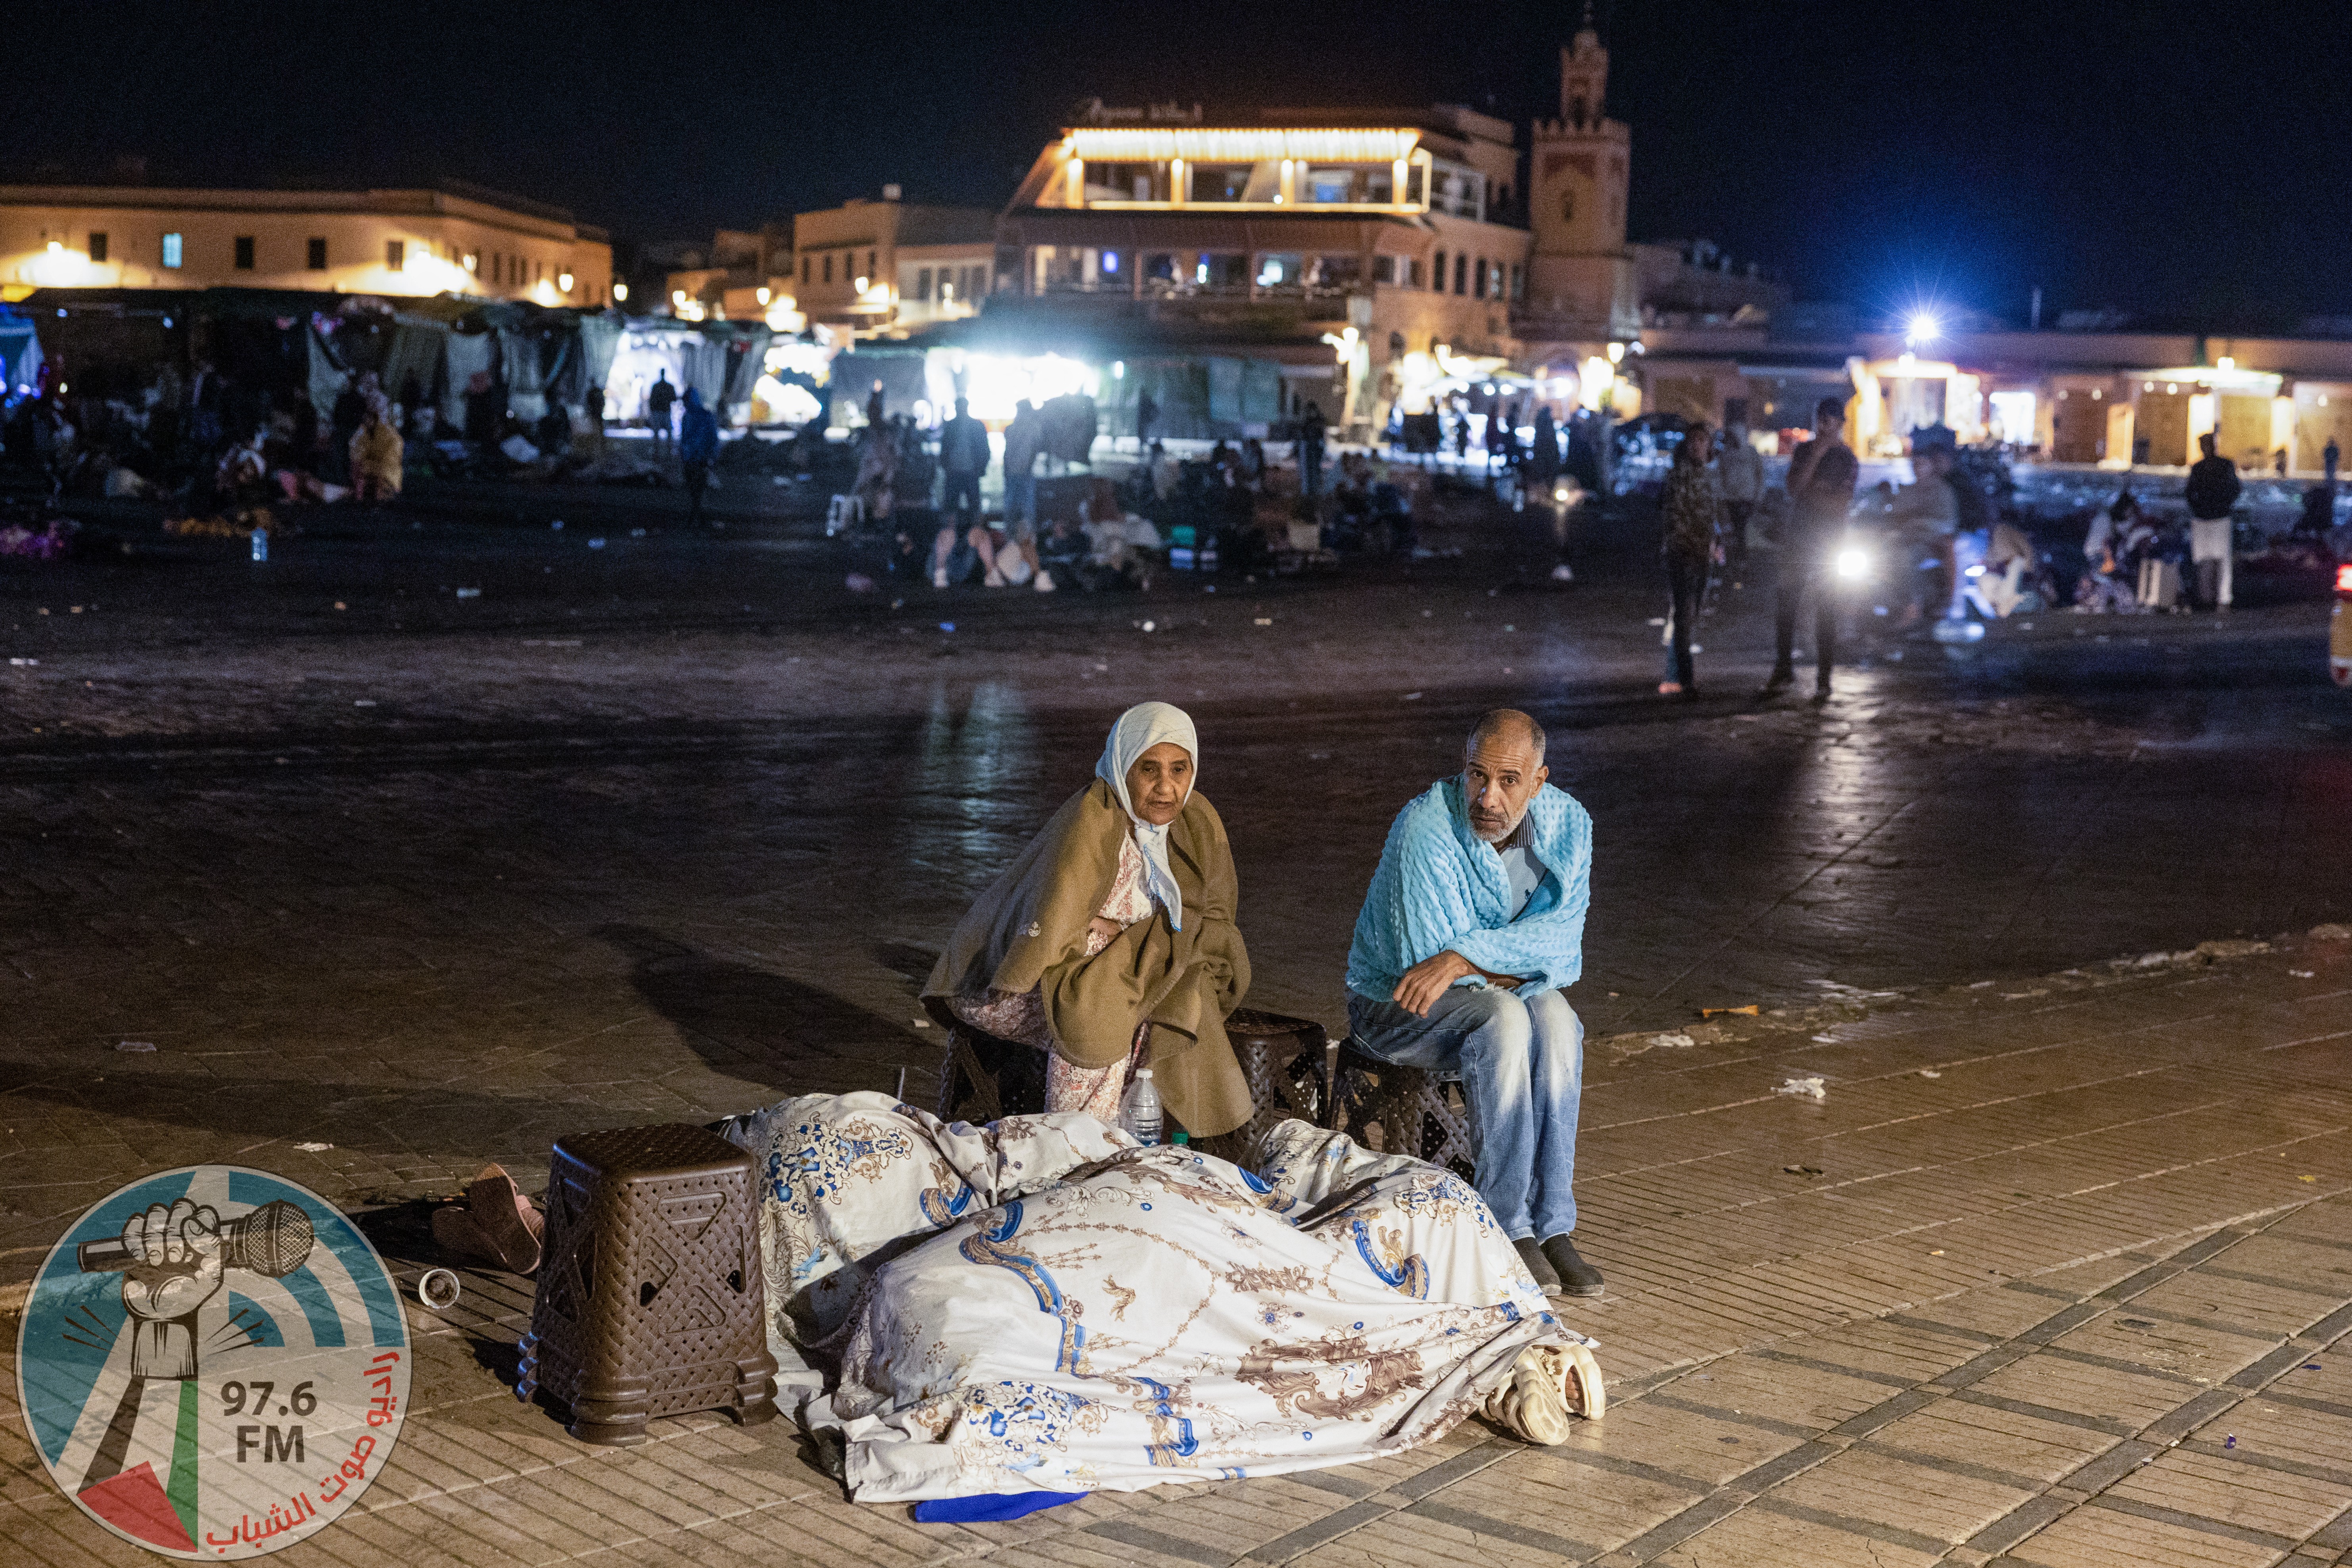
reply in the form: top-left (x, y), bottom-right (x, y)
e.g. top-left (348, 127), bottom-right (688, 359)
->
top-left (1087, 917), bottom-right (1125, 947)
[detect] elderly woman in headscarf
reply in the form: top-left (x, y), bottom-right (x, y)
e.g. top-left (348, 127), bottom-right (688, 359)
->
top-left (924, 701), bottom-right (1254, 1137)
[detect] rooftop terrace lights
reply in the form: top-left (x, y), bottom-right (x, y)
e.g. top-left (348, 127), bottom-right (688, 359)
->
top-left (1053, 127), bottom-right (1434, 213)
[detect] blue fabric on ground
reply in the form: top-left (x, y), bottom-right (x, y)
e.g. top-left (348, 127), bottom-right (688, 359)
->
top-left (913, 1491), bottom-right (1089, 1523)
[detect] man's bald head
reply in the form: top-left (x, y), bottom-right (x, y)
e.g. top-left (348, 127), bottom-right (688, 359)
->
top-left (1466, 709), bottom-right (1545, 766)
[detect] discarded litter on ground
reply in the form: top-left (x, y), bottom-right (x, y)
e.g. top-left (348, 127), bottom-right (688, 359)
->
top-left (1775, 1076), bottom-right (1828, 1101)
top-left (1701, 1005), bottom-right (1759, 1018)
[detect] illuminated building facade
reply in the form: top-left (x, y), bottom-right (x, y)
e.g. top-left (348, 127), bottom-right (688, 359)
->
top-left (0, 182), bottom-right (612, 305)
top-left (790, 196), bottom-right (998, 337)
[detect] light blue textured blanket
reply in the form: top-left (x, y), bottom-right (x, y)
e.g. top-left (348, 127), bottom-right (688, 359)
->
top-left (1344, 778), bottom-right (1592, 1002)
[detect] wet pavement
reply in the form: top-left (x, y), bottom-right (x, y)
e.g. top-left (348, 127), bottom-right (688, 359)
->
top-left (4, 484), bottom-right (2352, 1563)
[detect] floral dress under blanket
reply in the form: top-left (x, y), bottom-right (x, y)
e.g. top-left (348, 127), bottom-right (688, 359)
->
top-left (950, 835), bottom-right (1155, 1119)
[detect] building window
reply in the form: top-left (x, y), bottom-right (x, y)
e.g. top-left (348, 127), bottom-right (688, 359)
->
top-left (823, 254), bottom-right (833, 283)
top-left (1373, 255), bottom-right (1396, 284)
top-left (88, 232), bottom-right (108, 263)
top-left (307, 237), bottom-right (327, 270)
top-left (915, 267), bottom-right (932, 301)
top-left (1432, 250), bottom-right (1446, 292)
top-left (234, 236), bottom-right (255, 270)
top-left (800, 256), bottom-right (810, 284)
top-left (1510, 263), bottom-right (1525, 301)
top-left (865, 249), bottom-right (876, 279)
top-left (1453, 253), bottom-right (1467, 294)
top-left (387, 239), bottom-right (406, 272)
top-left (161, 232), bottom-right (183, 269)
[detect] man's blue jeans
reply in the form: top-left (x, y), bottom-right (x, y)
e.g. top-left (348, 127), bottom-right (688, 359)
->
top-left (1347, 984), bottom-right (1583, 1241)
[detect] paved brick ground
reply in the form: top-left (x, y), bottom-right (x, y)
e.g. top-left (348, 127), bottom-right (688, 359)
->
top-left (8, 937), bottom-right (2352, 1566)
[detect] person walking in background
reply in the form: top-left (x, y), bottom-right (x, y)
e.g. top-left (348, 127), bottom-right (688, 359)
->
top-left (1001, 399), bottom-right (1053, 591)
top-left (646, 370), bottom-right (676, 450)
top-left (932, 395), bottom-right (992, 588)
top-left (1135, 387), bottom-right (1157, 452)
top-left (1763, 396), bottom-right (1859, 700)
top-left (1658, 423), bottom-right (1719, 696)
top-left (866, 379), bottom-right (887, 431)
top-left (1714, 413), bottom-right (1764, 580)
top-left (678, 387), bottom-right (717, 527)
top-left (1298, 401), bottom-right (1327, 507)
top-left (2325, 435), bottom-right (2341, 487)
top-left (583, 382), bottom-right (606, 463)
top-left (2185, 431), bottom-right (2241, 610)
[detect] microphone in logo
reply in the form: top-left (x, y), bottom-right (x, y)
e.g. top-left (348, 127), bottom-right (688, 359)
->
top-left (76, 1199), bottom-right (317, 1278)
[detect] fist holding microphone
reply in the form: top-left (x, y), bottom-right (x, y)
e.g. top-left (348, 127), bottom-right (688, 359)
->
top-left (80, 1198), bottom-right (315, 1380)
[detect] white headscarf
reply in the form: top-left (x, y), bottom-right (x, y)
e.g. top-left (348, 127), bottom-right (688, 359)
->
top-left (1094, 701), bottom-right (1198, 931)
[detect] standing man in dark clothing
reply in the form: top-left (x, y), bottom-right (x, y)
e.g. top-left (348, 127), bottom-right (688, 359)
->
top-left (1299, 401), bottom-right (1328, 507)
top-left (2184, 431), bottom-right (2241, 610)
top-left (583, 382), bottom-right (605, 462)
top-left (932, 395), bottom-right (991, 587)
top-left (678, 387), bottom-right (717, 526)
top-left (398, 374), bottom-right (426, 438)
top-left (329, 381), bottom-right (366, 483)
top-left (1136, 388), bottom-right (1158, 451)
top-left (865, 379), bottom-right (886, 431)
top-left (1658, 423), bottom-right (1719, 697)
top-left (646, 370), bottom-right (677, 451)
top-left (1763, 397), bottom-right (1860, 700)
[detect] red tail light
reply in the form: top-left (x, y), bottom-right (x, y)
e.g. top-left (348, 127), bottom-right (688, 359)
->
top-left (2336, 564), bottom-right (2352, 593)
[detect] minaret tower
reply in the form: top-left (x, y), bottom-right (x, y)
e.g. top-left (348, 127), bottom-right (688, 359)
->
top-left (1525, 4), bottom-right (1640, 340)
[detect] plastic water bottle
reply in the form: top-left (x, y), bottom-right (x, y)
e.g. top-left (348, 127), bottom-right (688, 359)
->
top-left (1120, 1067), bottom-right (1163, 1146)
top-left (249, 526), bottom-right (268, 562)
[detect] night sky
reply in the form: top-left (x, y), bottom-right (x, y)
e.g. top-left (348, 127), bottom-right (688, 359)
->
top-left (23, 1), bottom-right (2352, 327)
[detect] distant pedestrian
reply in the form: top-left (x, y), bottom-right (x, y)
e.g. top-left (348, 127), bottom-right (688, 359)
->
top-left (1763, 396), bottom-right (1859, 699)
top-left (1658, 424), bottom-right (1719, 696)
top-left (1299, 401), bottom-right (1327, 505)
top-left (1528, 404), bottom-right (1560, 485)
top-left (583, 382), bottom-right (605, 461)
top-left (866, 379), bottom-right (886, 431)
top-left (349, 395), bottom-right (403, 504)
top-left (536, 395), bottom-right (573, 459)
top-left (933, 395), bottom-right (992, 587)
top-left (1136, 388), bottom-right (1158, 451)
top-left (398, 373), bottom-right (426, 438)
top-left (678, 387), bottom-right (717, 526)
top-left (1001, 399), bottom-right (1054, 590)
top-left (1714, 417), bottom-right (1764, 578)
top-left (2184, 431), bottom-right (2241, 610)
top-left (646, 371), bottom-right (677, 449)
top-left (2327, 436), bottom-right (2341, 486)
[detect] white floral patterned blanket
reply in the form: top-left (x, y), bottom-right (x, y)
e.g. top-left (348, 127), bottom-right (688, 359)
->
top-left (725, 1093), bottom-right (1585, 1502)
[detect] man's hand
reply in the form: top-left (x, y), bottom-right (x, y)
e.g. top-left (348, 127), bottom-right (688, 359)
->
top-left (1393, 951), bottom-right (1479, 1017)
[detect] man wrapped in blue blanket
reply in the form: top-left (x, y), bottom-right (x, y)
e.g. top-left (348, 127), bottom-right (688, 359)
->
top-left (1345, 708), bottom-right (1604, 1297)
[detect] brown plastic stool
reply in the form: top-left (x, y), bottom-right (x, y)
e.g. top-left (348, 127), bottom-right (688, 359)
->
top-left (1330, 1036), bottom-right (1477, 1180)
top-left (518, 1123), bottom-right (778, 1445)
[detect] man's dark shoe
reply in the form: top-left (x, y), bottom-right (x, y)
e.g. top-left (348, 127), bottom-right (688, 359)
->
top-left (1759, 666), bottom-right (1795, 696)
top-left (1541, 1234), bottom-right (1605, 1297)
top-left (1513, 1237), bottom-right (1562, 1294)
top-left (1812, 676), bottom-right (1833, 702)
